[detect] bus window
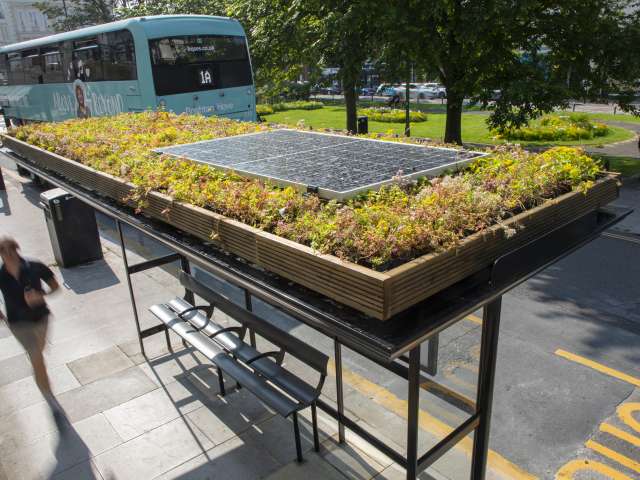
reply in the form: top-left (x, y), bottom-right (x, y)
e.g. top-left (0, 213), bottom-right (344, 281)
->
top-left (7, 52), bottom-right (23, 85)
top-left (42, 46), bottom-right (65, 84)
top-left (101, 30), bottom-right (137, 81)
top-left (72, 38), bottom-right (103, 82)
top-left (149, 35), bottom-right (252, 96)
top-left (22, 49), bottom-right (43, 84)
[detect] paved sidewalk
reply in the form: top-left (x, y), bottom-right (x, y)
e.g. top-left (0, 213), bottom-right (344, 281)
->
top-left (585, 121), bottom-right (640, 160)
top-left (0, 167), bottom-right (486, 479)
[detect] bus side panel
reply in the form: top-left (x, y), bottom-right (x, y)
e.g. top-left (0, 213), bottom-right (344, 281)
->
top-left (0, 84), bottom-right (51, 122)
top-left (2, 81), bottom-right (145, 122)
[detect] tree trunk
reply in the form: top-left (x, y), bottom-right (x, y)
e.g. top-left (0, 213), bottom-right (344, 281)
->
top-left (344, 81), bottom-right (358, 134)
top-left (444, 94), bottom-right (463, 144)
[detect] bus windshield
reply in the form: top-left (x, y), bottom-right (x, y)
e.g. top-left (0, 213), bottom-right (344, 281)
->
top-left (149, 35), bottom-right (252, 96)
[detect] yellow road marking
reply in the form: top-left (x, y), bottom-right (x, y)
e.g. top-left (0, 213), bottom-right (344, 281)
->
top-left (467, 314), bottom-right (482, 325)
top-left (586, 440), bottom-right (640, 473)
top-left (328, 359), bottom-right (537, 479)
top-left (618, 403), bottom-right (640, 433)
top-left (554, 349), bottom-right (640, 387)
top-left (556, 459), bottom-right (632, 480)
top-left (600, 423), bottom-right (640, 448)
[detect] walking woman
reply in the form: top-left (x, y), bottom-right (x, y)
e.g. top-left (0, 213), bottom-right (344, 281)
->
top-left (0, 237), bottom-right (64, 425)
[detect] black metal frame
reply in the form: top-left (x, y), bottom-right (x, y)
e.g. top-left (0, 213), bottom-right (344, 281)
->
top-left (11, 155), bottom-right (631, 480)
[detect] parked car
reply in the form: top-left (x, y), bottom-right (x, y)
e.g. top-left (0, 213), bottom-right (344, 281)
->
top-left (422, 83), bottom-right (447, 99)
top-left (360, 86), bottom-right (377, 96)
top-left (376, 83), bottom-right (392, 95)
top-left (395, 83), bottom-right (435, 100)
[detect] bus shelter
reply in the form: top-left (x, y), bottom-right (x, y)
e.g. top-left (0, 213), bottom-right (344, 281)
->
top-left (12, 155), bottom-right (630, 480)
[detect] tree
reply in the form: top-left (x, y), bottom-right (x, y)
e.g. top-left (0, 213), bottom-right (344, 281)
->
top-left (398, 0), bottom-right (639, 144)
top-left (285, 0), bottom-right (387, 133)
top-left (403, 0), bottom-right (538, 144)
top-left (35, 0), bottom-right (117, 32)
top-left (488, 0), bottom-right (640, 132)
top-left (115, 0), bottom-right (226, 17)
top-left (227, 0), bottom-right (319, 102)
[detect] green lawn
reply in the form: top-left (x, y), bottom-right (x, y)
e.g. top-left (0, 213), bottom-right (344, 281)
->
top-left (591, 154), bottom-right (640, 177)
top-left (264, 106), bottom-right (635, 146)
top-left (582, 112), bottom-right (640, 124)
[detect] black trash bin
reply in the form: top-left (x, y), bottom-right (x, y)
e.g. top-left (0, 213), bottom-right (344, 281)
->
top-left (40, 188), bottom-right (102, 268)
top-left (357, 115), bottom-right (368, 135)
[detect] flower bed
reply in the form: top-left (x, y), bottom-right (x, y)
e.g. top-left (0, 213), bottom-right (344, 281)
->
top-left (256, 100), bottom-right (324, 116)
top-left (496, 113), bottom-right (610, 141)
top-left (5, 112), bottom-right (619, 320)
top-left (359, 107), bottom-right (428, 123)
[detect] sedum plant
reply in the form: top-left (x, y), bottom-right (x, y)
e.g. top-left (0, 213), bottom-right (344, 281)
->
top-left (13, 112), bottom-right (603, 270)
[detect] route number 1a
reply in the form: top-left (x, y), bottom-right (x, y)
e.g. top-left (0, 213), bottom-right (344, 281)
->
top-left (199, 69), bottom-right (212, 86)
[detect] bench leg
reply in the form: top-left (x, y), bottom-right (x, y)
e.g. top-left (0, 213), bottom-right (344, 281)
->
top-left (292, 411), bottom-right (303, 463)
top-left (311, 402), bottom-right (320, 452)
top-left (217, 367), bottom-right (226, 397)
top-left (165, 328), bottom-right (173, 353)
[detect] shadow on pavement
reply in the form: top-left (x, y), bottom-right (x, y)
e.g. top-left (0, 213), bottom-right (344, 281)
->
top-left (514, 235), bottom-right (640, 366)
top-left (58, 259), bottom-right (120, 294)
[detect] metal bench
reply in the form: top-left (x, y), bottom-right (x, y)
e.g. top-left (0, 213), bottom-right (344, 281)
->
top-left (149, 271), bottom-right (329, 462)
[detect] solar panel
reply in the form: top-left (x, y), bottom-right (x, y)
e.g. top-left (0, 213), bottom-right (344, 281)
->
top-left (156, 129), bottom-right (487, 200)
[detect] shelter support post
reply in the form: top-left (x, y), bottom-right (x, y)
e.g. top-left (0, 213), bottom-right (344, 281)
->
top-left (406, 346), bottom-right (421, 479)
top-left (117, 220), bottom-right (145, 357)
top-left (471, 297), bottom-right (503, 480)
top-left (426, 334), bottom-right (439, 376)
top-left (117, 220), bottom-right (186, 357)
top-left (335, 339), bottom-right (346, 443)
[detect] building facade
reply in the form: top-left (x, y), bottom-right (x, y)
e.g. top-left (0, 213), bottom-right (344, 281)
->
top-left (0, 0), bottom-right (60, 46)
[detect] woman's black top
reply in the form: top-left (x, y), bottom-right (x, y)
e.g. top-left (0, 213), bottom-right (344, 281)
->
top-left (0, 258), bottom-right (53, 324)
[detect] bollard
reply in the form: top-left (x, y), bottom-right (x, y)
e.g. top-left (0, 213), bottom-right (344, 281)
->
top-left (0, 166), bottom-right (5, 191)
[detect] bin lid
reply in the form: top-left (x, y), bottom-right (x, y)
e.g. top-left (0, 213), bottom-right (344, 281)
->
top-left (40, 188), bottom-right (70, 203)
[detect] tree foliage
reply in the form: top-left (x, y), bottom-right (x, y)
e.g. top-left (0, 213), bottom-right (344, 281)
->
top-left (35, 0), bottom-right (117, 32)
top-left (40, 0), bottom-right (640, 143)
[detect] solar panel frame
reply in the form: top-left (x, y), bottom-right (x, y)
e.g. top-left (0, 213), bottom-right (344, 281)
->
top-left (156, 129), bottom-right (488, 200)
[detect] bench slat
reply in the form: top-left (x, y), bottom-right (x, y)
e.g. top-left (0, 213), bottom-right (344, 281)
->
top-left (168, 298), bottom-right (319, 405)
top-left (150, 304), bottom-right (300, 417)
top-left (179, 271), bottom-right (329, 375)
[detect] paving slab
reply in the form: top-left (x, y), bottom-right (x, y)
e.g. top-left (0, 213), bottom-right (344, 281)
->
top-left (67, 346), bottom-right (134, 385)
top-left (0, 353), bottom-right (31, 387)
top-left (154, 435), bottom-right (283, 480)
top-left (374, 464), bottom-right (449, 480)
top-left (321, 435), bottom-right (387, 480)
top-left (0, 335), bottom-right (25, 362)
top-left (104, 375), bottom-right (209, 441)
top-left (185, 386), bottom-right (274, 446)
top-left (239, 412), bottom-right (329, 466)
top-left (0, 413), bottom-right (121, 479)
top-left (0, 400), bottom-right (60, 451)
top-left (0, 363), bottom-right (80, 417)
top-left (93, 416), bottom-right (213, 480)
top-left (56, 366), bottom-right (157, 423)
top-left (43, 327), bottom-right (121, 369)
top-left (51, 460), bottom-right (104, 480)
top-left (137, 348), bottom-right (209, 387)
top-left (265, 450), bottom-right (347, 480)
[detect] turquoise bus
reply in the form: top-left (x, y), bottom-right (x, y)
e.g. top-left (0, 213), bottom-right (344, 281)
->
top-left (0, 15), bottom-right (257, 126)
